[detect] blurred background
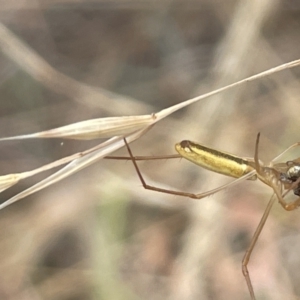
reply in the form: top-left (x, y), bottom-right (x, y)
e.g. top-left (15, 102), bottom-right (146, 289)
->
top-left (1, 0), bottom-right (300, 299)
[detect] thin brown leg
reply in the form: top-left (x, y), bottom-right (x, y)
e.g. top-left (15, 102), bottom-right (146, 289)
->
top-left (275, 192), bottom-right (300, 211)
top-left (280, 177), bottom-right (300, 210)
top-left (268, 176), bottom-right (300, 211)
top-left (242, 194), bottom-right (276, 300)
top-left (242, 132), bottom-right (276, 299)
top-left (271, 141), bottom-right (300, 164)
top-left (254, 133), bottom-right (262, 175)
top-left (105, 154), bottom-right (181, 161)
top-left (123, 138), bottom-right (254, 199)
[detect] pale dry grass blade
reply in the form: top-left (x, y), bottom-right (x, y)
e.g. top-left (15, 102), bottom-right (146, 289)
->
top-left (0, 133), bottom-right (130, 193)
top-left (0, 174), bottom-right (22, 193)
top-left (156, 58), bottom-right (300, 119)
top-left (0, 127), bottom-right (149, 210)
top-left (1, 58), bottom-right (300, 143)
top-left (0, 115), bottom-right (156, 141)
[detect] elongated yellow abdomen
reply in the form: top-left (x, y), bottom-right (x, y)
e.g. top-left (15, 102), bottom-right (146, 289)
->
top-left (175, 140), bottom-right (255, 179)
